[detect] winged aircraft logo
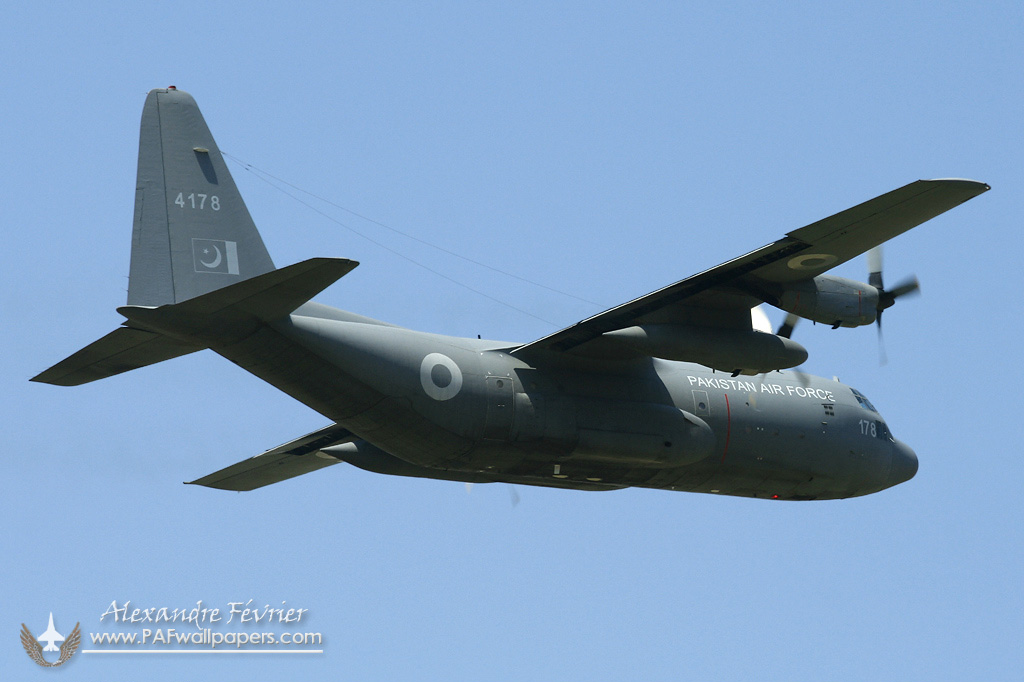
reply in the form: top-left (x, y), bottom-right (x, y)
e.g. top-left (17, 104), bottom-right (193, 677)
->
top-left (20, 613), bottom-right (81, 667)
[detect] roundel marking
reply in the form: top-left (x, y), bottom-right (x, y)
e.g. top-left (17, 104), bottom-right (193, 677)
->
top-left (787, 253), bottom-right (838, 271)
top-left (420, 353), bottom-right (463, 401)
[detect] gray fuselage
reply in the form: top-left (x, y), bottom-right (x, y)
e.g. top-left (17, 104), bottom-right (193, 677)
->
top-left (211, 302), bottom-right (917, 501)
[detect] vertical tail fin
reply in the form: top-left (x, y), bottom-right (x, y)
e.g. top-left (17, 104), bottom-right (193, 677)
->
top-left (128, 87), bottom-right (275, 306)
top-left (32, 88), bottom-right (353, 387)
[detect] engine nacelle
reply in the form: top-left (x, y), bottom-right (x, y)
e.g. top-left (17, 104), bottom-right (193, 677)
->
top-left (777, 275), bottom-right (879, 328)
top-left (601, 324), bottom-right (808, 374)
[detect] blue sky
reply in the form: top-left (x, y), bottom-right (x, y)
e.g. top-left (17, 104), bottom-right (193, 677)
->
top-left (3, 2), bottom-right (1022, 680)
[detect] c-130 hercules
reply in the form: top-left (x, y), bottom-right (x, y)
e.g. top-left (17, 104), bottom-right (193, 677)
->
top-left (34, 87), bottom-right (988, 500)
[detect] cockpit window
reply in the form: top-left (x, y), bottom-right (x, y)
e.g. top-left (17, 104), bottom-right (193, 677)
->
top-left (851, 388), bottom-right (878, 412)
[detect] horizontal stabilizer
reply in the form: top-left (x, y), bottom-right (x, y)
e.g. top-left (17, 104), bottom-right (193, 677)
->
top-left (187, 423), bottom-right (356, 491)
top-left (31, 326), bottom-right (202, 386)
top-left (118, 257), bottom-right (358, 342)
top-left (34, 258), bottom-right (356, 386)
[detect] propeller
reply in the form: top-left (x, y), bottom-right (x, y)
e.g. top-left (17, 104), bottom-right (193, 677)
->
top-left (774, 249), bottom-right (919, 367)
top-left (773, 313), bottom-right (811, 385)
top-left (776, 312), bottom-right (800, 340)
top-left (867, 247), bottom-right (921, 364)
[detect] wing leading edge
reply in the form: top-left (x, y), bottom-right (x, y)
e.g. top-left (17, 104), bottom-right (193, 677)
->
top-left (513, 179), bottom-right (988, 357)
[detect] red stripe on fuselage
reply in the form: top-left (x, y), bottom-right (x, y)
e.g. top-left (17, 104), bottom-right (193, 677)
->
top-left (721, 393), bottom-right (732, 462)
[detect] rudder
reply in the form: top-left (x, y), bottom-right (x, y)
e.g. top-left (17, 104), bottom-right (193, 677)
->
top-left (128, 87), bottom-right (275, 306)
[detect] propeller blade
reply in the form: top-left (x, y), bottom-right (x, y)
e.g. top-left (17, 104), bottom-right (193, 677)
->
top-left (789, 365), bottom-right (812, 387)
top-left (777, 313), bottom-right (800, 339)
top-left (876, 310), bottom-right (888, 366)
top-left (888, 276), bottom-right (920, 299)
top-left (866, 246), bottom-right (917, 364)
top-left (769, 316), bottom-right (809, 384)
top-left (507, 484), bottom-right (521, 508)
top-left (867, 247), bottom-right (884, 290)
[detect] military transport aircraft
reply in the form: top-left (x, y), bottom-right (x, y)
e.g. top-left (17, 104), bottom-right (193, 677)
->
top-left (33, 87), bottom-right (988, 500)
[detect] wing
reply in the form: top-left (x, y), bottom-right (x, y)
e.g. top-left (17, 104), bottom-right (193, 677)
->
top-left (513, 179), bottom-right (988, 357)
top-left (187, 423), bottom-right (355, 491)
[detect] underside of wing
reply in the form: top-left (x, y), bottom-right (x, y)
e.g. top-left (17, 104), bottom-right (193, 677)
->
top-left (187, 423), bottom-right (355, 491)
top-left (513, 179), bottom-right (988, 370)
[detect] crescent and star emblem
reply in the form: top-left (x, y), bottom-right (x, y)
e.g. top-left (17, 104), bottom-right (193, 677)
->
top-left (199, 244), bottom-right (223, 269)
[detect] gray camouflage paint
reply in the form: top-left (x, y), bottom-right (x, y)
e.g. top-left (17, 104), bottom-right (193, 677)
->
top-left (36, 88), bottom-right (983, 501)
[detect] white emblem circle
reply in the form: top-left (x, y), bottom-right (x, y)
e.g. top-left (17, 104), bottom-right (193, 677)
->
top-left (420, 353), bottom-right (463, 401)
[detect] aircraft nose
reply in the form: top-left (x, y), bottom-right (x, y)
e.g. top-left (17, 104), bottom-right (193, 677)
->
top-left (889, 439), bottom-right (919, 486)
